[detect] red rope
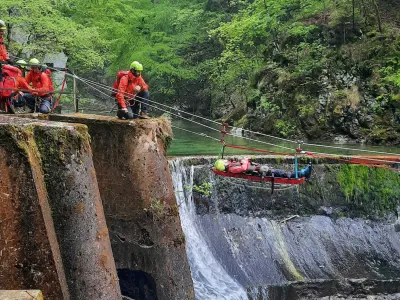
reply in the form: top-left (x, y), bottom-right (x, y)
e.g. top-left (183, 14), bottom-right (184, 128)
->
top-left (222, 144), bottom-right (399, 172)
top-left (52, 74), bottom-right (67, 112)
top-left (305, 152), bottom-right (399, 172)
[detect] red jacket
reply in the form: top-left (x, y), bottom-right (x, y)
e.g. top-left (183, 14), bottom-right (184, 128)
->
top-left (44, 69), bottom-right (54, 92)
top-left (227, 158), bottom-right (251, 173)
top-left (16, 76), bottom-right (32, 91)
top-left (0, 36), bottom-right (9, 61)
top-left (116, 71), bottom-right (148, 108)
top-left (0, 65), bottom-right (31, 98)
top-left (25, 70), bottom-right (52, 97)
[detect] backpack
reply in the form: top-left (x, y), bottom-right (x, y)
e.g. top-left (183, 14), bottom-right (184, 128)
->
top-left (111, 70), bottom-right (131, 98)
top-left (34, 70), bottom-right (54, 93)
top-left (0, 65), bottom-right (18, 98)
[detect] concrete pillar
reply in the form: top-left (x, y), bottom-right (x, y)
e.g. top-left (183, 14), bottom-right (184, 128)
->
top-left (0, 116), bottom-right (121, 299)
top-left (32, 123), bottom-right (121, 300)
top-left (0, 118), bottom-right (70, 300)
top-left (48, 114), bottom-right (195, 300)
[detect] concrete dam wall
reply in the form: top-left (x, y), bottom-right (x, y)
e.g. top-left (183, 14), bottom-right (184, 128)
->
top-left (0, 114), bottom-right (194, 300)
top-left (169, 157), bottom-right (400, 300)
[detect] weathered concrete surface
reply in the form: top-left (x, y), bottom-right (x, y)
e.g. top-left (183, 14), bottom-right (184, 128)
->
top-left (0, 116), bottom-right (121, 300)
top-left (32, 123), bottom-right (121, 300)
top-left (46, 114), bottom-right (194, 300)
top-left (183, 156), bottom-right (400, 219)
top-left (248, 278), bottom-right (400, 300)
top-left (0, 117), bottom-right (69, 299)
top-left (0, 290), bottom-right (43, 299)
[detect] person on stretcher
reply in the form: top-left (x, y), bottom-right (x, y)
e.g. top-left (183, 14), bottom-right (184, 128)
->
top-left (214, 158), bottom-right (311, 179)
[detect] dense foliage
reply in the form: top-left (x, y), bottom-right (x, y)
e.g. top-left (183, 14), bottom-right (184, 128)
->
top-left (2, 0), bottom-right (400, 143)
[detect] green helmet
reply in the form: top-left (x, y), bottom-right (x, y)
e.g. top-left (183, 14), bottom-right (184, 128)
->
top-left (29, 58), bottom-right (41, 67)
top-left (130, 61), bottom-right (143, 71)
top-left (0, 20), bottom-right (6, 31)
top-left (16, 60), bottom-right (28, 69)
top-left (214, 159), bottom-right (227, 171)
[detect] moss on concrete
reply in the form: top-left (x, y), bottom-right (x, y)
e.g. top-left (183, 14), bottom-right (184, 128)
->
top-left (337, 165), bottom-right (400, 215)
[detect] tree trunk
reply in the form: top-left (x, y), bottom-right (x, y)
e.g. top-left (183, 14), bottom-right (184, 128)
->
top-left (371, 0), bottom-right (382, 32)
top-left (352, 0), bottom-right (356, 32)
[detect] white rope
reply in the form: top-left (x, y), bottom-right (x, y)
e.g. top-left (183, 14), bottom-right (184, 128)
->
top-left (171, 124), bottom-right (221, 142)
top-left (71, 72), bottom-right (400, 157)
top-left (303, 141), bottom-right (400, 156)
top-left (11, 55), bottom-right (398, 158)
top-left (73, 75), bottom-right (297, 152)
top-left (227, 126), bottom-right (297, 144)
top-left (75, 76), bottom-right (400, 161)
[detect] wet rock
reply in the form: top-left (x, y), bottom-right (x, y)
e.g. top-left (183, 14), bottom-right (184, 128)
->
top-left (333, 135), bottom-right (352, 144)
top-left (0, 290), bottom-right (43, 299)
top-left (248, 278), bottom-right (400, 300)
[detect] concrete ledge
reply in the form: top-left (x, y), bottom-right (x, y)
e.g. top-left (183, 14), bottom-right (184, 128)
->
top-left (0, 290), bottom-right (43, 300)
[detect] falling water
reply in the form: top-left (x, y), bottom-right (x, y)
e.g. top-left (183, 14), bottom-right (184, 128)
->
top-left (169, 159), bottom-right (248, 300)
top-left (169, 159), bottom-right (400, 300)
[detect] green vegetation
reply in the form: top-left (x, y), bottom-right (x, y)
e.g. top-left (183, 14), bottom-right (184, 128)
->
top-left (192, 181), bottom-right (213, 196)
top-left (337, 165), bottom-right (400, 214)
top-left (2, 0), bottom-right (400, 143)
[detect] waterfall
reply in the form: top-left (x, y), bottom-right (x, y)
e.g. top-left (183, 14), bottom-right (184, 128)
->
top-left (169, 159), bottom-right (400, 300)
top-left (169, 159), bottom-right (248, 300)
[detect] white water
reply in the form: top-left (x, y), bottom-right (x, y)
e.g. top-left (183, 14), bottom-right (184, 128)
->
top-left (169, 160), bottom-right (248, 300)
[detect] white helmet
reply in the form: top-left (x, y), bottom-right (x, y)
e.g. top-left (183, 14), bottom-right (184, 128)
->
top-left (0, 20), bottom-right (6, 30)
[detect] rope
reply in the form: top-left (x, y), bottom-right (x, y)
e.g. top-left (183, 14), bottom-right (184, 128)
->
top-left (305, 151), bottom-right (400, 171)
top-left (303, 141), bottom-right (400, 156)
top-left (11, 56), bottom-right (398, 158)
top-left (171, 124), bottom-right (221, 142)
top-left (51, 73), bottom-right (67, 112)
top-left (225, 144), bottom-right (293, 156)
top-left (73, 75), bottom-right (296, 152)
top-left (0, 87), bottom-right (72, 94)
top-left (74, 76), bottom-right (400, 161)
top-left (72, 74), bottom-right (400, 158)
top-left (305, 150), bottom-right (400, 165)
top-left (227, 126), bottom-right (297, 144)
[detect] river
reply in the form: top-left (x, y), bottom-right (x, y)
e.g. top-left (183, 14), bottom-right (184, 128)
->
top-left (167, 119), bottom-right (400, 157)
